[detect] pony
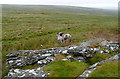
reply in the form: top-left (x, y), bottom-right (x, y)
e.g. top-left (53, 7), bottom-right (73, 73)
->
top-left (56, 32), bottom-right (71, 43)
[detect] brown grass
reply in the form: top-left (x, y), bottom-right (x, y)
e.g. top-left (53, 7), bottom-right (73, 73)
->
top-left (89, 39), bottom-right (104, 48)
top-left (85, 28), bottom-right (119, 41)
top-left (18, 64), bottom-right (40, 70)
top-left (55, 54), bottom-right (66, 60)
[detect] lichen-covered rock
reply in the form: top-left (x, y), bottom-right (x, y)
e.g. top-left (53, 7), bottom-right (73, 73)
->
top-left (3, 67), bottom-right (48, 78)
top-left (6, 38), bottom-right (119, 68)
top-left (80, 38), bottom-right (104, 47)
top-left (6, 54), bottom-right (47, 68)
top-left (99, 40), bottom-right (109, 46)
top-left (37, 57), bottom-right (54, 66)
top-left (4, 38), bottom-right (119, 79)
top-left (98, 54), bottom-right (120, 65)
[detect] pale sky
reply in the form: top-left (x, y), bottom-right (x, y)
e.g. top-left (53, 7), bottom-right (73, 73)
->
top-left (1, 0), bottom-right (119, 9)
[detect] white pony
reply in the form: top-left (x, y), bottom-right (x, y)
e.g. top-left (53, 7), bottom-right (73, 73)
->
top-left (56, 32), bottom-right (71, 43)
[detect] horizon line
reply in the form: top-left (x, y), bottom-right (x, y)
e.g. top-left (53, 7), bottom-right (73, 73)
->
top-left (1, 4), bottom-right (118, 10)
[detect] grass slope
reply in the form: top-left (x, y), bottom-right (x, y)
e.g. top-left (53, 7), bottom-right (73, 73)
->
top-left (89, 60), bottom-right (119, 77)
top-left (88, 53), bottom-right (111, 65)
top-left (2, 5), bottom-right (118, 52)
top-left (43, 60), bottom-right (89, 78)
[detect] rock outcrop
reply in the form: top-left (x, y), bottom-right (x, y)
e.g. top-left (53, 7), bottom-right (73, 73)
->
top-left (3, 67), bottom-right (48, 78)
top-left (77, 54), bottom-right (120, 78)
top-left (4, 38), bottom-right (119, 78)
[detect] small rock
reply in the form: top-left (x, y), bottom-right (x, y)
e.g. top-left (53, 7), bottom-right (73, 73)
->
top-left (9, 60), bottom-right (14, 63)
top-left (86, 54), bottom-right (93, 58)
top-left (42, 74), bottom-right (45, 77)
top-left (67, 55), bottom-right (72, 59)
top-left (110, 46), bottom-right (114, 51)
top-left (104, 50), bottom-right (110, 53)
top-left (69, 47), bottom-right (74, 50)
top-left (61, 59), bottom-right (68, 61)
top-left (42, 54), bottom-right (52, 57)
top-left (62, 50), bottom-right (68, 54)
top-left (97, 50), bottom-right (104, 53)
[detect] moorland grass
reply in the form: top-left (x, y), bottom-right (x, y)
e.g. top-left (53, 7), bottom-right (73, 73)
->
top-left (89, 60), bottom-right (119, 77)
top-left (2, 5), bottom-right (118, 77)
top-left (87, 53), bottom-right (111, 65)
top-left (43, 60), bottom-right (89, 78)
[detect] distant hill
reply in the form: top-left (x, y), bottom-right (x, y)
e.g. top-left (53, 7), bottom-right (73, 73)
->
top-left (2, 4), bottom-right (117, 16)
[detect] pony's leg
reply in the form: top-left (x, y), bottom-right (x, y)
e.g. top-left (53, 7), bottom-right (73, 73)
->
top-left (68, 38), bottom-right (72, 43)
top-left (69, 39), bottom-right (72, 43)
top-left (62, 39), bottom-right (65, 43)
top-left (60, 39), bottom-right (63, 43)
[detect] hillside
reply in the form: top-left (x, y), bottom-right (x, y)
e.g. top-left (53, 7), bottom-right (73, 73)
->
top-left (2, 4), bottom-right (119, 78)
top-left (2, 4), bottom-right (117, 16)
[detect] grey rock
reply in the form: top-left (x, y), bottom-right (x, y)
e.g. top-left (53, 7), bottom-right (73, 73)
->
top-left (67, 55), bottom-right (72, 59)
top-left (6, 51), bottom-right (21, 58)
top-left (108, 41), bottom-right (119, 44)
top-left (61, 59), bottom-right (68, 61)
top-left (89, 63), bottom-right (99, 68)
top-left (78, 68), bottom-right (96, 78)
top-left (68, 56), bottom-right (86, 62)
top-left (4, 38), bottom-right (120, 79)
top-left (61, 50), bottom-right (68, 54)
top-left (99, 40), bottom-right (109, 46)
top-left (5, 67), bottom-right (48, 78)
top-left (77, 54), bottom-right (120, 79)
top-left (6, 54), bottom-right (47, 68)
top-left (104, 50), bottom-right (110, 53)
top-left (6, 38), bottom-right (119, 69)
top-left (86, 54), bottom-right (93, 58)
top-left (97, 50), bottom-right (104, 53)
top-left (37, 57), bottom-right (54, 65)
top-left (98, 60), bottom-right (105, 65)
top-left (105, 54), bottom-right (120, 61)
top-left (42, 53), bottom-right (52, 57)
top-left (98, 54), bottom-right (120, 65)
top-left (80, 38), bottom-right (103, 47)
